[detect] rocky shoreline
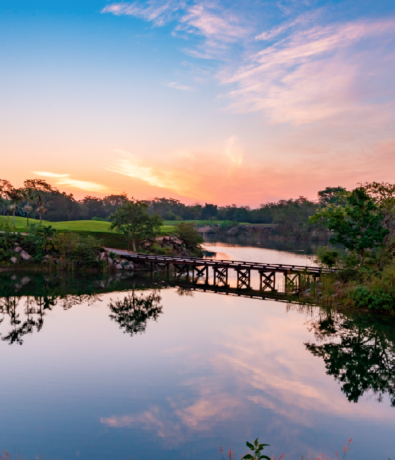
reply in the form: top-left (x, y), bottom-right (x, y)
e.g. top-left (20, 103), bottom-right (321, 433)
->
top-left (2, 236), bottom-right (193, 272)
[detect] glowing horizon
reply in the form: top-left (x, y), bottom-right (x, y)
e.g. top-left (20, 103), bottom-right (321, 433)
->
top-left (1, 0), bottom-right (395, 205)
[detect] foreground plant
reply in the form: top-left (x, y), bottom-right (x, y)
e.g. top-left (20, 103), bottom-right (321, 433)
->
top-left (242, 439), bottom-right (271, 460)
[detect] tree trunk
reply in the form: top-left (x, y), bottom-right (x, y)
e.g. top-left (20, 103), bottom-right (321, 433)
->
top-left (132, 237), bottom-right (136, 253)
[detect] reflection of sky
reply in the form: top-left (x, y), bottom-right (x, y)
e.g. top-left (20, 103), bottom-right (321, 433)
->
top-left (1, 287), bottom-right (395, 459)
top-left (202, 242), bottom-right (318, 290)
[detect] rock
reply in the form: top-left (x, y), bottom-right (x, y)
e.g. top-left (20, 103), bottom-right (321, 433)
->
top-left (43, 254), bottom-right (50, 259)
top-left (10, 257), bottom-right (18, 264)
top-left (14, 246), bottom-right (22, 253)
top-left (126, 262), bottom-right (134, 270)
top-left (107, 258), bottom-right (113, 266)
top-left (100, 252), bottom-right (107, 261)
top-left (19, 250), bottom-right (31, 261)
top-left (171, 238), bottom-right (183, 245)
top-left (115, 263), bottom-right (123, 270)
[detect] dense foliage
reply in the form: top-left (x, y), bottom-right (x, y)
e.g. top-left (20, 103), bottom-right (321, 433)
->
top-left (309, 182), bottom-right (395, 310)
top-left (311, 187), bottom-right (389, 264)
top-left (0, 222), bottom-right (102, 269)
top-left (110, 200), bottom-right (163, 252)
top-left (0, 177), bottom-right (337, 228)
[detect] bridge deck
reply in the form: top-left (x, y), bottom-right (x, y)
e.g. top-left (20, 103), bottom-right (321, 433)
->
top-left (105, 248), bottom-right (334, 275)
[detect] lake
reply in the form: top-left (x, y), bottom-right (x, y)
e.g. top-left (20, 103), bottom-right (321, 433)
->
top-left (0, 238), bottom-right (394, 459)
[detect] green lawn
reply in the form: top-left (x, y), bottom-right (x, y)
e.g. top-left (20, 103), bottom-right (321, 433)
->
top-left (0, 216), bottom-right (175, 235)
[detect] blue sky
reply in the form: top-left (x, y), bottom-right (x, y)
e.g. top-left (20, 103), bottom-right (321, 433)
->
top-left (1, 0), bottom-right (395, 204)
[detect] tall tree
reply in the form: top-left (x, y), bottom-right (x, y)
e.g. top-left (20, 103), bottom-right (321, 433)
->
top-left (23, 179), bottom-right (53, 226)
top-left (110, 199), bottom-right (163, 252)
top-left (310, 187), bottom-right (389, 265)
top-left (4, 188), bottom-right (24, 226)
top-left (0, 179), bottom-right (13, 221)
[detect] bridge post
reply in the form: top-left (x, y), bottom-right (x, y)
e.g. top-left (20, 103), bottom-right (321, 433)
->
top-left (285, 271), bottom-right (299, 292)
top-left (236, 269), bottom-right (250, 289)
top-left (259, 271), bottom-right (276, 291)
top-left (213, 267), bottom-right (228, 287)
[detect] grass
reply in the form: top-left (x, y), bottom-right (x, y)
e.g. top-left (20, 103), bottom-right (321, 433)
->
top-left (0, 216), bottom-right (175, 235)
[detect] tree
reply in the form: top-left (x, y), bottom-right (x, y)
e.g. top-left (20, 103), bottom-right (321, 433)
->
top-left (201, 203), bottom-right (218, 220)
top-left (110, 199), bottom-right (163, 252)
top-left (310, 187), bottom-right (389, 265)
top-left (0, 179), bottom-right (13, 220)
top-left (4, 188), bottom-right (24, 226)
top-left (175, 222), bottom-right (203, 255)
top-left (318, 186), bottom-right (347, 206)
top-left (23, 179), bottom-right (53, 226)
top-left (363, 182), bottom-right (395, 246)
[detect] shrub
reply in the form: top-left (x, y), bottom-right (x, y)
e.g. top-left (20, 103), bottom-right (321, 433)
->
top-left (348, 285), bottom-right (395, 310)
top-left (175, 222), bottom-right (203, 255)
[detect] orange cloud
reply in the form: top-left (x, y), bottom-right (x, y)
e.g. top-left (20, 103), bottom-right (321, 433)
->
top-left (33, 171), bottom-right (110, 193)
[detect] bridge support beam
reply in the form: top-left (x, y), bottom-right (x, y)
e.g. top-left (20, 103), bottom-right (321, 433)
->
top-left (236, 269), bottom-right (251, 289)
top-left (192, 265), bottom-right (209, 284)
top-left (174, 264), bottom-right (189, 278)
top-left (259, 271), bottom-right (276, 291)
top-left (285, 272), bottom-right (299, 292)
top-left (213, 267), bottom-right (228, 287)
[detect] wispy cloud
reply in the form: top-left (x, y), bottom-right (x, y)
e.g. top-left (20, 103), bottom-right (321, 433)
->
top-left (222, 18), bottom-right (395, 125)
top-left (101, 0), bottom-right (183, 26)
top-left (102, 1), bottom-right (249, 59)
top-left (163, 81), bottom-right (194, 91)
top-left (33, 172), bottom-right (110, 193)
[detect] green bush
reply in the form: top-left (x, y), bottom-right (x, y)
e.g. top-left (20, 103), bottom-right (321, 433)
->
top-left (348, 285), bottom-right (395, 310)
top-left (316, 246), bottom-right (340, 268)
top-left (174, 222), bottom-right (203, 255)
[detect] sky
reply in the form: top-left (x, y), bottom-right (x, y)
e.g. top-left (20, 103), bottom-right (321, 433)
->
top-left (1, 0), bottom-right (395, 206)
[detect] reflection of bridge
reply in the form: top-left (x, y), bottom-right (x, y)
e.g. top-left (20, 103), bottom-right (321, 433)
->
top-left (108, 249), bottom-right (334, 293)
top-left (161, 278), bottom-right (301, 303)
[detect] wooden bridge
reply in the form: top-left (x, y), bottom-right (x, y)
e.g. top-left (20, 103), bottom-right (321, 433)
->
top-left (107, 249), bottom-right (335, 293)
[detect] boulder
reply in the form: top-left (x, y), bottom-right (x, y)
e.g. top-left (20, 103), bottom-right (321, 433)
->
top-left (126, 262), bottom-right (134, 270)
top-left (14, 246), bottom-right (22, 253)
top-left (10, 257), bottom-right (18, 264)
top-left (115, 263), bottom-right (123, 270)
top-left (19, 250), bottom-right (31, 261)
top-left (100, 252), bottom-right (107, 261)
top-left (107, 258), bottom-right (113, 266)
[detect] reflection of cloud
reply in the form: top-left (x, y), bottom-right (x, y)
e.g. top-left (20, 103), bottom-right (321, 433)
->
top-left (33, 172), bottom-right (110, 193)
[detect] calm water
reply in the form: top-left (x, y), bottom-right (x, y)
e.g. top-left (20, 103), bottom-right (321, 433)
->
top-left (0, 240), bottom-right (395, 459)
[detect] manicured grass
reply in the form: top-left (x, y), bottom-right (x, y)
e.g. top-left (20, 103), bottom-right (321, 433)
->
top-left (0, 216), bottom-right (175, 236)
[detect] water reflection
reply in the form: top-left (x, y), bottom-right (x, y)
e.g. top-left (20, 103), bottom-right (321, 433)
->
top-left (1, 270), bottom-right (395, 458)
top-left (303, 308), bottom-right (395, 405)
top-left (109, 291), bottom-right (163, 337)
top-left (1, 271), bottom-right (395, 413)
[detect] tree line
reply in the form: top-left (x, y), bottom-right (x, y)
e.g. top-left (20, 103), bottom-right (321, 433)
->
top-left (0, 177), bottom-right (345, 225)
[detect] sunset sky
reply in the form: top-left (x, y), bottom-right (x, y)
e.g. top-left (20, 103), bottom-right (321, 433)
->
top-left (1, 0), bottom-right (395, 205)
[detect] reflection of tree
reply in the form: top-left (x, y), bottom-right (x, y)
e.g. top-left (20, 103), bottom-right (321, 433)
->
top-left (108, 290), bottom-right (163, 337)
top-left (305, 310), bottom-right (395, 405)
top-left (0, 293), bottom-right (101, 345)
